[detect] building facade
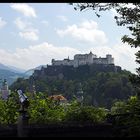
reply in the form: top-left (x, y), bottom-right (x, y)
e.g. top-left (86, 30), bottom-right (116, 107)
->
top-left (52, 52), bottom-right (114, 67)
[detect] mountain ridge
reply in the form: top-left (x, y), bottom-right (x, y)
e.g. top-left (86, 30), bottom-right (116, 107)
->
top-left (0, 63), bottom-right (25, 73)
top-left (0, 63), bottom-right (27, 85)
top-left (24, 65), bottom-right (47, 76)
top-left (0, 63), bottom-right (48, 85)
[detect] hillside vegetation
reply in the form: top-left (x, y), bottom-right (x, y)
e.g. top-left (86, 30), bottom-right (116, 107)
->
top-left (10, 64), bottom-right (135, 109)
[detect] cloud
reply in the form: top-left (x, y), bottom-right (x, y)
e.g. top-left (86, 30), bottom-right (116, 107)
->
top-left (19, 30), bottom-right (39, 41)
top-left (14, 17), bottom-right (39, 41)
top-left (0, 17), bottom-right (7, 29)
top-left (87, 42), bottom-right (139, 74)
top-left (56, 20), bottom-right (108, 46)
top-left (14, 17), bottom-right (30, 30)
top-left (10, 3), bottom-right (36, 18)
top-left (57, 15), bottom-right (68, 22)
top-left (0, 42), bottom-right (81, 70)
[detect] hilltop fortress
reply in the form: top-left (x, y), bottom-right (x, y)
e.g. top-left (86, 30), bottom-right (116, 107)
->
top-left (52, 51), bottom-right (114, 67)
top-left (32, 52), bottom-right (121, 81)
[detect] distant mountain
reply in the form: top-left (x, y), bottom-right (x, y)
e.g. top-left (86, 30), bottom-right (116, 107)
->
top-left (7, 65), bottom-right (26, 73)
top-left (0, 69), bottom-right (25, 86)
top-left (0, 63), bottom-right (25, 73)
top-left (24, 65), bottom-right (47, 76)
top-left (0, 63), bottom-right (28, 85)
top-left (0, 63), bottom-right (12, 71)
top-left (0, 63), bottom-right (48, 85)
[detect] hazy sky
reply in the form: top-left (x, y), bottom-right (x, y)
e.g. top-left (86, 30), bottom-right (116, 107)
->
top-left (0, 3), bottom-right (138, 73)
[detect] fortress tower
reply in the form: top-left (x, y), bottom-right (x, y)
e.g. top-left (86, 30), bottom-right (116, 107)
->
top-left (106, 54), bottom-right (114, 64)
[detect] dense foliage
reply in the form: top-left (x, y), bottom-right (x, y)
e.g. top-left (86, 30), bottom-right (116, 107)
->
top-left (0, 69), bottom-right (25, 86)
top-left (10, 70), bottom-right (135, 109)
top-left (64, 104), bottom-right (107, 123)
top-left (0, 92), bottom-right (19, 125)
top-left (1, 91), bottom-right (140, 136)
top-left (110, 96), bottom-right (140, 137)
top-left (0, 92), bottom-right (107, 125)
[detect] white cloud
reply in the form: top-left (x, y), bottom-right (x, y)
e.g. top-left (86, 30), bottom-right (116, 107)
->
top-left (57, 15), bottom-right (68, 22)
top-left (19, 30), bottom-right (39, 41)
top-left (0, 17), bottom-right (7, 29)
top-left (14, 17), bottom-right (39, 41)
top-left (80, 20), bottom-right (98, 29)
top-left (10, 3), bottom-right (36, 18)
top-left (56, 20), bottom-right (108, 46)
top-left (87, 42), bottom-right (139, 74)
top-left (14, 17), bottom-right (30, 30)
top-left (0, 42), bottom-right (80, 70)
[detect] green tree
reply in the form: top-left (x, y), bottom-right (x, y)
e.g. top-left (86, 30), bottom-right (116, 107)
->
top-left (110, 96), bottom-right (140, 136)
top-left (0, 93), bottom-right (19, 125)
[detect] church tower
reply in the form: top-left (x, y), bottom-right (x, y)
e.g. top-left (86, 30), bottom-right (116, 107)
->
top-left (1, 79), bottom-right (10, 100)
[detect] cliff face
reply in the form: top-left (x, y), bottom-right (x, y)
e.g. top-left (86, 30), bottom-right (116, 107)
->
top-left (33, 64), bottom-right (122, 80)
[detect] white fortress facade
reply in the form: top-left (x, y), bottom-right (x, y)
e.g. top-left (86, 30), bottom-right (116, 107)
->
top-left (52, 51), bottom-right (114, 67)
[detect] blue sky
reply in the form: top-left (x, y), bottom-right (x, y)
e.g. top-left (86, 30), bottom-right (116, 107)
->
top-left (0, 3), bottom-right (138, 73)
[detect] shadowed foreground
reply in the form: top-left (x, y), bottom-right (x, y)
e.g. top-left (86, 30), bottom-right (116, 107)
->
top-left (0, 123), bottom-right (122, 137)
